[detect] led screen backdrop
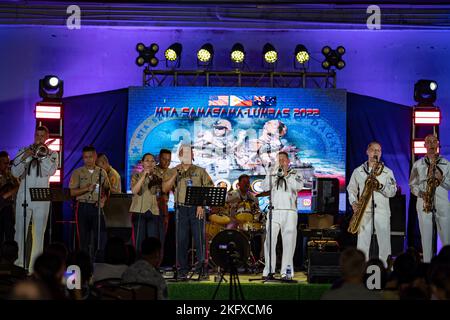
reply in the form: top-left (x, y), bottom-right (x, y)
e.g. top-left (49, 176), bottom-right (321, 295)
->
top-left (127, 87), bottom-right (346, 213)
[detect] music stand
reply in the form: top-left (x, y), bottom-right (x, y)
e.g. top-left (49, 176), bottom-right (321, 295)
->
top-left (185, 186), bottom-right (227, 280)
top-left (185, 186), bottom-right (227, 207)
top-left (29, 188), bottom-right (71, 244)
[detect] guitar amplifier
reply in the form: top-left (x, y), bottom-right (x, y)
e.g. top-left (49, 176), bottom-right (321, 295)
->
top-left (307, 251), bottom-right (341, 283)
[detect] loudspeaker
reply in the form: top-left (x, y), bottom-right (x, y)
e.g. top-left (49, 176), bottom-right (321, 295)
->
top-left (390, 194), bottom-right (406, 232)
top-left (307, 251), bottom-right (341, 283)
top-left (103, 194), bottom-right (133, 228)
top-left (390, 194), bottom-right (406, 255)
top-left (311, 178), bottom-right (339, 215)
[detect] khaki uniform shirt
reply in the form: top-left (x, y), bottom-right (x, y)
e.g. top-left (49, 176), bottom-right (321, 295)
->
top-left (164, 165), bottom-right (213, 205)
top-left (0, 170), bottom-right (20, 201)
top-left (129, 172), bottom-right (160, 215)
top-left (69, 166), bottom-right (110, 203)
top-left (107, 166), bottom-right (122, 194)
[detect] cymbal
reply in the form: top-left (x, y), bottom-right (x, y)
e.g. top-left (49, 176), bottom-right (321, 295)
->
top-left (255, 191), bottom-right (270, 198)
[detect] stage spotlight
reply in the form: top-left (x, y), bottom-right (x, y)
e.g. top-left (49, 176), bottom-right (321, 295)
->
top-left (414, 80), bottom-right (438, 105)
top-left (39, 75), bottom-right (63, 100)
top-left (294, 44), bottom-right (309, 64)
top-left (165, 43), bottom-right (182, 62)
top-left (197, 43), bottom-right (214, 64)
top-left (231, 43), bottom-right (245, 64)
top-left (321, 45), bottom-right (346, 70)
top-left (135, 42), bottom-right (159, 67)
top-left (136, 43), bottom-right (145, 53)
top-left (263, 43), bottom-right (278, 64)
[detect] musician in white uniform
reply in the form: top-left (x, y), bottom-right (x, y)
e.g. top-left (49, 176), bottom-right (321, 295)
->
top-left (409, 134), bottom-right (450, 263)
top-left (11, 126), bottom-right (58, 270)
top-left (347, 141), bottom-right (397, 267)
top-left (261, 151), bottom-right (304, 280)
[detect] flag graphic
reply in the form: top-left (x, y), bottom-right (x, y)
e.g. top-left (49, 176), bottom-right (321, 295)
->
top-left (230, 95), bottom-right (253, 107)
top-left (253, 96), bottom-right (277, 107)
top-left (208, 95), bottom-right (229, 106)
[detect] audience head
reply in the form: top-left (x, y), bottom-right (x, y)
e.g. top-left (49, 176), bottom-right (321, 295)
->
top-left (10, 279), bottom-right (51, 300)
top-left (141, 237), bottom-right (161, 267)
top-left (393, 253), bottom-right (418, 285)
top-left (45, 242), bottom-right (69, 267)
top-left (430, 264), bottom-right (450, 300)
top-left (339, 248), bottom-right (366, 282)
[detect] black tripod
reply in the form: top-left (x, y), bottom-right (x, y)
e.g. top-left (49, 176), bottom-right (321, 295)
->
top-left (212, 243), bottom-right (245, 300)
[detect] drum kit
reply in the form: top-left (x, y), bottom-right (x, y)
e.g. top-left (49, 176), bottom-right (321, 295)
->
top-left (206, 200), bottom-right (265, 273)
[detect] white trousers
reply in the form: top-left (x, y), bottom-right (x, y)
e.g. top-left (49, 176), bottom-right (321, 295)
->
top-left (357, 211), bottom-right (391, 267)
top-left (14, 190), bottom-right (50, 271)
top-left (416, 198), bottom-right (450, 263)
top-left (263, 210), bottom-right (298, 277)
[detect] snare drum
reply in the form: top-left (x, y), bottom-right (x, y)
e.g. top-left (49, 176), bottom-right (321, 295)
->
top-left (239, 221), bottom-right (263, 232)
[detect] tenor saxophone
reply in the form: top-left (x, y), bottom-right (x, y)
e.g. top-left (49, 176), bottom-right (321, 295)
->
top-left (348, 159), bottom-right (384, 234)
top-left (422, 156), bottom-right (440, 213)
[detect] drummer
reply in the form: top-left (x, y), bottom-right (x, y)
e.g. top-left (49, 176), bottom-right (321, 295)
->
top-left (226, 174), bottom-right (260, 229)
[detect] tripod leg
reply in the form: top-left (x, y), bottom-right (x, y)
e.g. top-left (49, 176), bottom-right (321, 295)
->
top-left (212, 273), bottom-right (224, 300)
top-left (236, 271), bottom-right (245, 300)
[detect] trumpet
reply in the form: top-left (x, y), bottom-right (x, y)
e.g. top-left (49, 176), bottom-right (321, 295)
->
top-left (27, 139), bottom-right (54, 160)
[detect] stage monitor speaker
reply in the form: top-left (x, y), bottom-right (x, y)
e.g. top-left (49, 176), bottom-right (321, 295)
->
top-left (311, 177), bottom-right (339, 215)
top-left (307, 251), bottom-right (341, 283)
top-left (390, 194), bottom-right (406, 255)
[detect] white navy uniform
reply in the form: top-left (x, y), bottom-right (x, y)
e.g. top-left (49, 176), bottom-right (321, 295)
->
top-left (347, 162), bottom-right (397, 266)
top-left (11, 147), bottom-right (58, 270)
top-left (409, 156), bottom-right (450, 263)
top-left (261, 168), bottom-right (304, 278)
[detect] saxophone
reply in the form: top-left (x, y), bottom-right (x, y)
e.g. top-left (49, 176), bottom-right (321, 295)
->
top-left (348, 157), bottom-right (384, 234)
top-left (422, 156), bottom-right (440, 213)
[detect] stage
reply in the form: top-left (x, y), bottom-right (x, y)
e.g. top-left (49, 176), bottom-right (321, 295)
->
top-left (166, 273), bottom-right (331, 300)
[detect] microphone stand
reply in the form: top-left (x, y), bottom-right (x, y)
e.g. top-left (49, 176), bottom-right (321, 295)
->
top-left (95, 169), bottom-right (103, 262)
top-left (431, 160), bottom-right (438, 258)
top-left (11, 149), bottom-right (31, 270)
top-left (369, 158), bottom-right (379, 260)
top-left (167, 169), bottom-right (182, 281)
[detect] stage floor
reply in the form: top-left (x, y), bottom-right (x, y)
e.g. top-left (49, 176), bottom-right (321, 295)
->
top-left (166, 272), bottom-right (332, 300)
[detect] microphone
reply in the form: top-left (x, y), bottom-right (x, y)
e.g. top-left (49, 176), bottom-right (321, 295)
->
top-left (374, 155), bottom-right (378, 162)
top-left (277, 167), bottom-right (284, 177)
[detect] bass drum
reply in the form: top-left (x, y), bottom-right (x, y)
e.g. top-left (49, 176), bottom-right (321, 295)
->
top-left (209, 229), bottom-right (250, 269)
